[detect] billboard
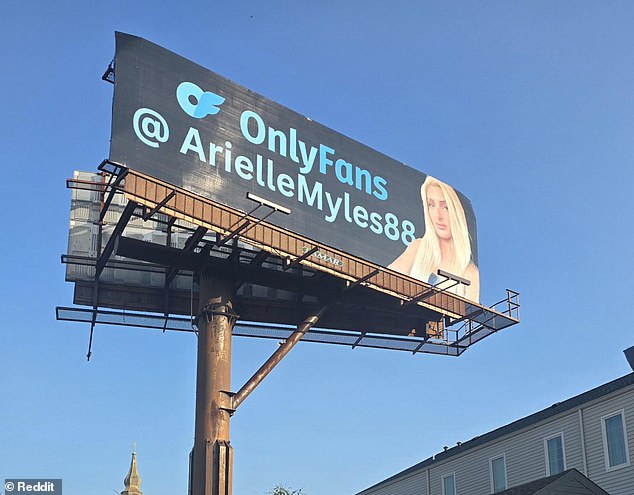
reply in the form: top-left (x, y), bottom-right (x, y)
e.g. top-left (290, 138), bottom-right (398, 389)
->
top-left (110, 33), bottom-right (480, 302)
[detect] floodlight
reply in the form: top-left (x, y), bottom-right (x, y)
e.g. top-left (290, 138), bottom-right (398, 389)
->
top-left (437, 269), bottom-right (471, 286)
top-left (246, 192), bottom-right (291, 215)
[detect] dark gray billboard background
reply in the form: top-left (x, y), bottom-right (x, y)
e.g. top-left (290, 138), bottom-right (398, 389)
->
top-left (110, 33), bottom-right (478, 288)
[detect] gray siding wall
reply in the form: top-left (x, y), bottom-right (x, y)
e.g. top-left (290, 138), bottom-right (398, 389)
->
top-left (582, 390), bottom-right (634, 495)
top-left (359, 384), bottom-right (634, 495)
top-left (426, 411), bottom-right (583, 495)
top-left (360, 468), bottom-right (428, 495)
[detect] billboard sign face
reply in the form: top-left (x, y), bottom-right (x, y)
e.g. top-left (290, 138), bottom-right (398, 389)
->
top-left (110, 33), bottom-right (480, 302)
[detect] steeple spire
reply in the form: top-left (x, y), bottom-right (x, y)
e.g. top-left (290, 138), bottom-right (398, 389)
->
top-left (121, 450), bottom-right (143, 495)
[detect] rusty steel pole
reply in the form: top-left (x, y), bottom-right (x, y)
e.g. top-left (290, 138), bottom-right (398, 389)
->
top-left (192, 272), bottom-right (236, 495)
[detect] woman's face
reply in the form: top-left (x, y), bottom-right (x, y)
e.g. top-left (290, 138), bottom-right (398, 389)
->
top-left (427, 185), bottom-right (452, 239)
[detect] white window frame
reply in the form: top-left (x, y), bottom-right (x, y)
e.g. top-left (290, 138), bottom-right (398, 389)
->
top-left (601, 409), bottom-right (630, 471)
top-left (441, 472), bottom-right (456, 495)
top-left (489, 454), bottom-right (507, 493)
top-left (543, 432), bottom-right (567, 476)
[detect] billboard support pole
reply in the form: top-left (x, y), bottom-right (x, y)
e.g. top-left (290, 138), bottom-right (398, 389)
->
top-left (192, 271), bottom-right (237, 495)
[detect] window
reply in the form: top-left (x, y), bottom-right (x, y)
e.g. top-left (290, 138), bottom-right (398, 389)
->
top-left (490, 455), bottom-right (507, 493)
top-left (442, 473), bottom-right (455, 495)
top-left (544, 433), bottom-right (566, 475)
top-left (602, 410), bottom-right (630, 470)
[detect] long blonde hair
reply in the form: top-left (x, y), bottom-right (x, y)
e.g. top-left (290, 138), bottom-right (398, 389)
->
top-left (412, 176), bottom-right (473, 284)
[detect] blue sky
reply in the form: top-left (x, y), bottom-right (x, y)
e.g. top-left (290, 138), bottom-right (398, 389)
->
top-left (1, 2), bottom-right (633, 494)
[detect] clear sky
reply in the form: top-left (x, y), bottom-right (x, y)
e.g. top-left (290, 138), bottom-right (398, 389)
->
top-left (1, 2), bottom-right (633, 495)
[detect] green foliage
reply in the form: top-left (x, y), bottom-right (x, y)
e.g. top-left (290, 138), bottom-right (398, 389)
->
top-left (267, 484), bottom-right (306, 495)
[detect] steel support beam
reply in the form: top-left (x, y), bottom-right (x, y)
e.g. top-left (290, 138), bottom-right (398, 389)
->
top-left (231, 304), bottom-right (329, 411)
top-left (165, 226), bottom-right (208, 288)
top-left (95, 200), bottom-right (137, 279)
top-left (192, 272), bottom-right (236, 495)
top-left (98, 168), bottom-right (128, 222)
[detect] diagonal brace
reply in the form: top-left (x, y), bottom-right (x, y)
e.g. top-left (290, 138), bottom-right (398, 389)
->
top-left (231, 305), bottom-right (329, 411)
top-left (165, 226), bottom-right (208, 288)
top-left (95, 201), bottom-right (137, 279)
top-left (142, 189), bottom-right (176, 221)
top-left (98, 169), bottom-right (129, 222)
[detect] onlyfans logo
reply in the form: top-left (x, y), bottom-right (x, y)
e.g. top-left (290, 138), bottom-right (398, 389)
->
top-left (132, 81), bottom-right (225, 148)
top-left (176, 81), bottom-right (225, 118)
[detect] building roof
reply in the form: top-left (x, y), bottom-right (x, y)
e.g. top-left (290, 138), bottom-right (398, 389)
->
top-left (495, 468), bottom-right (609, 495)
top-left (358, 372), bottom-right (634, 494)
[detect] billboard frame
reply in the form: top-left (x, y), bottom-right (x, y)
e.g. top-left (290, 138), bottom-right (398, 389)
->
top-left (59, 161), bottom-right (519, 358)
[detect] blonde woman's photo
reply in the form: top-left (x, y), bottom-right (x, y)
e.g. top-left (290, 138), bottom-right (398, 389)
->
top-left (388, 175), bottom-right (480, 302)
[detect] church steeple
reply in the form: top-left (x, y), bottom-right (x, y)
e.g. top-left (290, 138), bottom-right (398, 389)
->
top-left (121, 448), bottom-right (143, 495)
